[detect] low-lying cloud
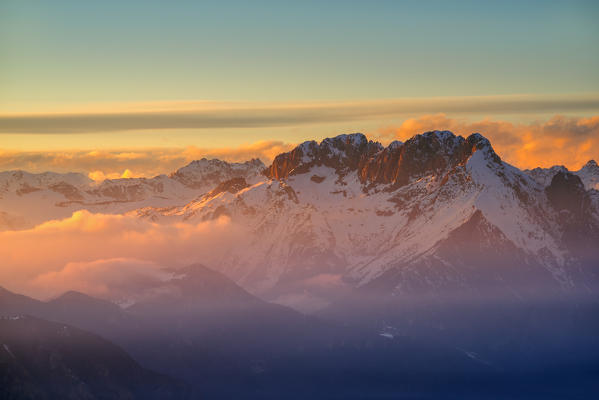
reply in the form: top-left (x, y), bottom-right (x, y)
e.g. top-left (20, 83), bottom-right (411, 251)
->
top-left (0, 210), bottom-right (243, 300)
top-left (32, 258), bottom-right (172, 303)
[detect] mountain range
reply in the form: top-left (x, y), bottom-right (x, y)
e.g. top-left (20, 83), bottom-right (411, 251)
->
top-left (0, 158), bottom-right (264, 230)
top-left (138, 131), bottom-right (599, 311)
top-left (1, 131), bottom-right (598, 313)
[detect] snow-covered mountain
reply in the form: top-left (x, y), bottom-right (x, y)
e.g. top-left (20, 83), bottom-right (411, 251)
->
top-left (137, 132), bottom-right (599, 311)
top-left (1, 131), bottom-right (597, 312)
top-left (0, 158), bottom-right (265, 230)
top-left (525, 159), bottom-right (599, 190)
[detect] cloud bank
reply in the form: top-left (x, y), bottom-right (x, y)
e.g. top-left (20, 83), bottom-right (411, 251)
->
top-left (377, 114), bottom-right (599, 169)
top-left (0, 211), bottom-right (242, 300)
top-left (0, 141), bottom-right (294, 178)
top-left (2, 94), bottom-right (598, 134)
top-left (1, 114), bottom-right (597, 174)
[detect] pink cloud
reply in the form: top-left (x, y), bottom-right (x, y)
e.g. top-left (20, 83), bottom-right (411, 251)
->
top-left (0, 210), bottom-right (242, 299)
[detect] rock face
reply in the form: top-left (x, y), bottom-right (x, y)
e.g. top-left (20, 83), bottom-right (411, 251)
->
top-left (545, 171), bottom-right (599, 272)
top-left (207, 177), bottom-right (250, 198)
top-left (265, 133), bottom-right (382, 180)
top-left (266, 131), bottom-right (502, 190)
top-left (359, 131), bottom-right (500, 187)
top-left (546, 171), bottom-right (588, 218)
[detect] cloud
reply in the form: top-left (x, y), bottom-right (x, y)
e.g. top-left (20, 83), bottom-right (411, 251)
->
top-left (0, 141), bottom-right (294, 178)
top-left (0, 210), bottom-right (243, 300)
top-left (375, 114), bottom-right (599, 169)
top-left (0, 114), bottom-right (597, 177)
top-left (1, 94), bottom-right (598, 134)
top-left (32, 258), bottom-right (172, 302)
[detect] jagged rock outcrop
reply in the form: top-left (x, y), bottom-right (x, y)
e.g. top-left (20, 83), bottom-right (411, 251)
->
top-left (266, 131), bottom-right (501, 190)
top-left (546, 171), bottom-right (599, 269)
top-left (546, 171), bottom-right (589, 219)
top-left (207, 177), bottom-right (250, 198)
top-left (265, 133), bottom-right (382, 180)
top-left (359, 131), bottom-right (500, 187)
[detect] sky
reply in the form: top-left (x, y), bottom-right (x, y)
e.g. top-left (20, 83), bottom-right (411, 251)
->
top-left (1, 0), bottom-right (598, 176)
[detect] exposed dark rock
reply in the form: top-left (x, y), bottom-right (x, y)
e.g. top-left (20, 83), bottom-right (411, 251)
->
top-left (49, 182), bottom-right (85, 201)
top-left (207, 177), bottom-right (249, 197)
top-left (266, 131), bottom-right (501, 190)
top-left (546, 171), bottom-right (588, 218)
top-left (265, 133), bottom-right (382, 180)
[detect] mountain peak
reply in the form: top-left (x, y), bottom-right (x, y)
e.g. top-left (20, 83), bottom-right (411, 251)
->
top-left (49, 291), bottom-right (122, 310)
top-left (171, 157), bottom-right (265, 189)
top-left (388, 140), bottom-right (403, 150)
top-left (52, 290), bottom-right (95, 302)
top-left (466, 132), bottom-right (501, 163)
top-left (323, 132), bottom-right (368, 146)
top-left (582, 159), bottom-right (598, 169)
top-left (265, 133), bottom-right (382, 179)
top-left (266, 130), bottom-right (501, 185)
top-left (359, 130), bottom-right (500, 187)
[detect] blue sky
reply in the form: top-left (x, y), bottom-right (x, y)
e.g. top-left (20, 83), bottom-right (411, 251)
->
top-left (0, 0), bottom-right (597, 167)
top-left (2, 0), bottom-right (598, 106)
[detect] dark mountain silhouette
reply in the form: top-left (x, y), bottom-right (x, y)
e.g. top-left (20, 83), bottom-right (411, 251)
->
top-left (0, 315), bottom-right (189, 400)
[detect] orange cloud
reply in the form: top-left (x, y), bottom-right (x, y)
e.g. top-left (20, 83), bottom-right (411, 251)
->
top-left (0, 115), bottom-right (597, 176)
top-left (0, 141), bottom-right (294, 178)
top-left (0, 211), bottom-right (243, 300)
top-left (376, 114), bottom-right (599, 170)
top-left (32, 258), bottom-right (170, 302)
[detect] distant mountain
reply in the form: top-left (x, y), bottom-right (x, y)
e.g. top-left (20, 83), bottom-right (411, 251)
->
top-left (0, 158), bottom-right (265, 230)
top-left (139, 131), bottom-right (599, 311)
top-left (0, 286), bottom-right (137, 337)
top-left (0, 315), bottom-right (189, 400)
top-left (525, 159), bottom-right (599, 190)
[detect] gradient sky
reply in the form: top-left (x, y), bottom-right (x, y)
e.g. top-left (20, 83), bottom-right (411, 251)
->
top-left (0, 0), bottom-right (598, 172)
